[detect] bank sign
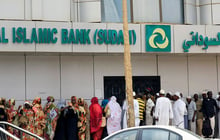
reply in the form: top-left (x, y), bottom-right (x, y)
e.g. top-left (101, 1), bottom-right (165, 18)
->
top-left (0, 27), bottom-right (136, 45)
top-left (146, 25), bottom-right (171, 52)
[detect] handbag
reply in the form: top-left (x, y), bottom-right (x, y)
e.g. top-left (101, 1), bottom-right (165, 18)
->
top-left (101, 116), bottom-right (106, 127)
top-left (106, 108), bottom-right (111, 118)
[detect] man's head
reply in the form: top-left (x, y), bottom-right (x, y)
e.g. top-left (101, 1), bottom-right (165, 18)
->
top-left (193, 93), bottom-right (199, 101)
top-left (202, 90), bottom-right (207, 99)
top-left (159, 89), bottom-right (165, 97)
top-left (166, 92), bottom-right (172, 100)
top-left (133, 91), bottom-right (136, 99)
top-left (207, 91), bottom-right (213, 99)
top-left (186, 96), bottom-right (192, 104)
top-left (173, 92), bottom-right (181, 101)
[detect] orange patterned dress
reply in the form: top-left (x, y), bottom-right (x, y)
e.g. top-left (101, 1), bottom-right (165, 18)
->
top-left (22, 106), bottom-right (35, 140)
top-left (32, 97), bottom-right (46, 137)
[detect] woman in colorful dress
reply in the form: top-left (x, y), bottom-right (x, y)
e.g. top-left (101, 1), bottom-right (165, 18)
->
top-left (107, 96), bottom-right (122, 135)
top-left (32, 97), bottom-right (46, 137)
top-left (5, 99), bottom-right (17, 140)
top-left (20, 101), bottom-right (35, 140)
top-left (77, 98), bottom-right (87, 140)
top-left (89, 97), bottom-right (103, 140)
top-left (44, 96), bottom-right (59, 140)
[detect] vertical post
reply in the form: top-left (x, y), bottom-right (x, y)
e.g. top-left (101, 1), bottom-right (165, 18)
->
top-left (122, 0), bottom-right (135, 127)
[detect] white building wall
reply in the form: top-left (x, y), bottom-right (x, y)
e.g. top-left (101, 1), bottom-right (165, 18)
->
top-left (0, 55), bottom-right (25, 100)
top-left (61, 56), bottom-right (94, 100)
top-left (188, 55), bottom-right (218, 96)
top-left (131, 55), bottom-right (157, 76)
top-left (26, 56), bottom-right (60, 100)
top-left (94, 56), bottom-right (124, 99)
top-left (158, 55), bottom-right (188, 96)
top-left (0, 0), bottom-right (25, 20)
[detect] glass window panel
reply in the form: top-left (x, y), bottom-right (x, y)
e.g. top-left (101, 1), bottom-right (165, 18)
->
top-left (142, 129), bottom-right (169, 140)
top-left (170, 132), bottom-right (181, 140)
top-left (162, 0), bottom-right (184, 24)
top-left (133, 0), bottom-right (160, 22)
top-left (101, 0), bottom-right (131, 23)
top-left (107, 130), bottom-right (138, 140)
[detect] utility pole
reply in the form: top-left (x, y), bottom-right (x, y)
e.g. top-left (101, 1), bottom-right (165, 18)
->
top-left (122, 0), bottom-right (135, 127)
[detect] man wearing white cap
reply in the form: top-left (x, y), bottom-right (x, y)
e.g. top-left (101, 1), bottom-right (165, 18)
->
top-left (154, 89), bottom-right (173, 126)
top-left (173, 92), bottom-right (187, 129)
top-left (186, 95), bottom-right (197, 133)
top-left (122, 91), bottom-right (140, 129)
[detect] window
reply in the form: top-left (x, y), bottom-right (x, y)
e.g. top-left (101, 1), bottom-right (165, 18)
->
top-left (107, 130), bottom-right (138, 140)
top-left (101, 0), bottom-right (184, 24)
top-left (142, 129), bottom-right (182, 140)
top-left (161, 0), bottom-right (184, 24)
top-left (101, 0), bottom-right (131, 22)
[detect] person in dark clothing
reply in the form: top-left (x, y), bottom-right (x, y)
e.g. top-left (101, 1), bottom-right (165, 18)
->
top-left (202, 91), bottom-right (219, 138)
top-left (65, 102), bottom-right (79, 140)
top-left (53, 107), bottom-right (67, 140)
top-left (0, 102), bottom-right (7, 140)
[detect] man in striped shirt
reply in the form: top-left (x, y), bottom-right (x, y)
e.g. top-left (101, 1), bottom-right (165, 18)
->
top-left (136, 93), bottom-right (146, 126)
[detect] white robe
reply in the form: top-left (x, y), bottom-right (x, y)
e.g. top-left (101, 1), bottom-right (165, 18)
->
top-left (122, 99), bottom-right (140, 128)
top-left (154, 97), bottom-right (173, 126)
top-left (107, 96), bottom-right (122, 135)
top-left (146, 98), bottom-right (155, 125)
top-left (173, 99), bottom-right (187, 129)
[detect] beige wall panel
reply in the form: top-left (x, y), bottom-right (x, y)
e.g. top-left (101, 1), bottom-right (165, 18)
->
top-left (0, 0), bottom-right (24, 20)
top-left (0, 56), bottom-right (25, 100)
top-left (158, 55), bottom-right (188, 96)
top-left (42, 0), bottom-right (70, 21)
top-left (61, 56), bottom-right (94, 100)
top-left (188, 55), bottom-right (217, 96)
top-left (94, 56), bottom-right (124, 99)
top-left (131, 55), bottom-right (157, 76)
top-left (26, 56), bottom-right (60, 100)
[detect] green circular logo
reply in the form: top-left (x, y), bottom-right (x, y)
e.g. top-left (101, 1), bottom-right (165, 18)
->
top-left (149, 28), bottom-right (169, 49)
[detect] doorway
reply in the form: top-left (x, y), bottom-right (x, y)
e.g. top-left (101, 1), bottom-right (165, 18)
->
top-left (104, 76), bottom-right (160, 106)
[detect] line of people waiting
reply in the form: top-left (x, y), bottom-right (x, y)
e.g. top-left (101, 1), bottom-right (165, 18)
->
top-left (0, 89), bottom-right (220, 139)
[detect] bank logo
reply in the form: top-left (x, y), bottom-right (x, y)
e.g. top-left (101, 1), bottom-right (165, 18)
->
top-left (146, 25), bottom-right (171, 52)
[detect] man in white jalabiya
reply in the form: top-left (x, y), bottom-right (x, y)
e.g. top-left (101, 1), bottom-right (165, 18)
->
top-left (122, 91), bottom-right (140, 128)
top-left (173, 92), bottom-right (187, 129)
top-left (145, 94), bottom-right (155, 125)
top-left (186, 96), bottom-right (197, 133)
top-left (154, 89), bottom-right (173, 126)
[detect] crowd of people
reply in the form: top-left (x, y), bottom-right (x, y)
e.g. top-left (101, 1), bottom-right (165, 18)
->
top-left (0, 89), bottom-right (220, 139)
